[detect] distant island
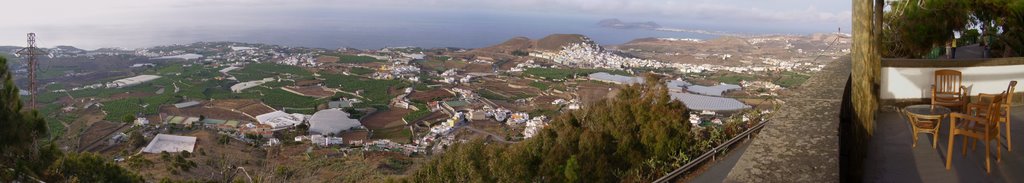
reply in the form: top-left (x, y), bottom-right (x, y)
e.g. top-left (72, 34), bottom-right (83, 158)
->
top-left (597, 18), bottom-right (662, 29)
top-left (598, 18), bottom-right (763, 37)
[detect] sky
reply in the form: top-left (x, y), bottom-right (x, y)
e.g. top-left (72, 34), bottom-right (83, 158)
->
top-left (0, 0), bottom-right (851, 49)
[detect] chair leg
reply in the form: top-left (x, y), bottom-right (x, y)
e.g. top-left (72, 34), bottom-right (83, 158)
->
top-left (972, 138), bottom-right (977, 151)
top-left (933, 132), bottom-right (939, 149)
top-left (947, 135), bottom-right (956, 170)
top-left (986, 140), bottom-right (991, 174)
top-left (1009, 119), bottom-right (1013, 152)
top-left (963, 137), bottom-right (968, 156)
top-left (913, 133), bottom-right (918, 148)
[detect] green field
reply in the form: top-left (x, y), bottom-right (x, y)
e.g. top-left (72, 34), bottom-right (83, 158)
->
top-left (476, 89), bottom-right (509, 100)
top-left (350, 67), bottom-right (375, 75)
top-left (523, 68), bottom-right (629, 81)
top-left (334, 55), bottom-right (383, 64)
top-left (101, 91), bottom-right (178, 121)
top-left (418, 59), bottom-right (467, 72)
top-left (372, 126), bottom-right (412, 144)
top-left (231, 63), bottom-right (312, 81)
top-left (257, 88), bottom-right (321, 109)
top-left (322, 74), bottom-right (406, 107)
top-left (402, 103), bottom-right (431, 122)
top-left (528, 81), bottom-right (550, 90)
top-left (774, 71), bottom-right (811, 88)
top-left (714, 74), bottom-right (757, 85)
top-left (433, 55), bottom-right (451, 61)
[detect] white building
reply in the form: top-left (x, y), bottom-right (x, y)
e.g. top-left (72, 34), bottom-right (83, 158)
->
top-left (107, 75), bottom-right (161, 88)
top-left (307, 109), bottom-right (362, 135)
top-left (135, 117), bottom-right (150, 126)
top-left (142, 134), bottom-right (197, 153)
top-left (255, 111), bottom-right (304, 131)
top-left (523, 116), bottom-right (548, 139)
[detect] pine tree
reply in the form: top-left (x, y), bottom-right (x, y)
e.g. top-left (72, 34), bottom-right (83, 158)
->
top-left (0, 56), bottom-right (142, 182)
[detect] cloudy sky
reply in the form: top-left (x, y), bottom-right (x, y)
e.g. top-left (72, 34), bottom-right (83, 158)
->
top-left (0, 0), bottom-right (851, 49)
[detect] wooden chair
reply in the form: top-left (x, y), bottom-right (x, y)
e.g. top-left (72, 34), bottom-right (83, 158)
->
top-left (932, 70), bottom-right (968, 111)
top-left (946, 92), bottom-right (1004, 173)
top-left (904, 110), bottom-right (943, 148)
top-left (969, 81), bottom-right (1017, 151)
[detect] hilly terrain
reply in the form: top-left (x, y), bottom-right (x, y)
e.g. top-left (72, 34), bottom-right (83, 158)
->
top-left (610, 34), bottom-right (850, 66)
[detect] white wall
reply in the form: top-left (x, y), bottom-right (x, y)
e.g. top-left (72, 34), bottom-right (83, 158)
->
top-left (881, 65), bottom-right (1024, 99)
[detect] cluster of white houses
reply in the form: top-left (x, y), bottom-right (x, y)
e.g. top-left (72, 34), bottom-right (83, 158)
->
top-left (144, 106), bottom-right (365, 152)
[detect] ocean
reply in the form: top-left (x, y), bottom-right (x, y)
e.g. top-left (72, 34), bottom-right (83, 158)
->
top-left (7, 8), bottom-right (722, 50)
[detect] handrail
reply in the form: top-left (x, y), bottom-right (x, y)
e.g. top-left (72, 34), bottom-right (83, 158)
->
top-left (652, 119), bottom-right (770, 183)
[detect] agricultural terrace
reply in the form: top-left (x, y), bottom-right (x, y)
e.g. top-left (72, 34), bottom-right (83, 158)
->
top-left (322, 54), bottom-right (384, 64)
top-left (230, 63), bottom-right (313, 81)
top-left (402, 103), bottom-right (431, 122)
top-left (417, 59), bottom-right (467, 72)
top-left (523, 68), bottom-right (630, 81)
top-left (528, 81), bottom-right (550, 90)
top-left (349, 67), bottom-right (375, 75)
top-left (91, 77), bottom-right (181, 121)
top-left (773, 71), bottom-right (811, 88)
top-left (322, 73), bottom-right (408, 107)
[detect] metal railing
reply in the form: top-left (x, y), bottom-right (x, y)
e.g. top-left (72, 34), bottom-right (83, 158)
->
top-left (652, 119), bottom-right (770, 183)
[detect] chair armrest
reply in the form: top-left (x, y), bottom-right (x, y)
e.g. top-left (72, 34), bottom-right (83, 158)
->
top-left (960, 86), bottom-right (970, 100)
top-left (950, 112), bottom-right (986, 123)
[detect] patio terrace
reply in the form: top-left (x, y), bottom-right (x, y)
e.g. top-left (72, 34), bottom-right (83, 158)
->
top-left (864, 106), bottom-right (1024, 182)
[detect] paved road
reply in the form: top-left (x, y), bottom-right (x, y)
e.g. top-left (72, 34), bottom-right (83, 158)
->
top-left (684, 139), bottom-right (753, 183)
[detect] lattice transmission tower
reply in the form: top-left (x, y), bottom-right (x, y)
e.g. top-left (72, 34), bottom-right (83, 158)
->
top-left (16, 33), bottom-right (47, 109)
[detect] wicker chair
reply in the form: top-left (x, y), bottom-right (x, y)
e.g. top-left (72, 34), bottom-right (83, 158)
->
top-left (932, 70), bottom-right (968, 111)
top-left (946, 92), bottom-right (1004, 173)
top-left (904, 110), bottom-right (943, 148)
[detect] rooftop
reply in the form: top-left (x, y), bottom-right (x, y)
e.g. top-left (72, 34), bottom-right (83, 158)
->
top-left (308, 109), bottom-right (362, 135)
top-left (142, 134), bottom-right (197, 153)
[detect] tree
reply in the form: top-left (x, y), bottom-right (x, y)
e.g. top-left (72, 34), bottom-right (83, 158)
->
top-left (219, 134), bottom-right (231, 145)
top-left (0, 56), bottom-right (141, 182)
top-left (128, 131), bottom-right (147, 149)
top-left (883, 0), bottom-right (1024, 57)
top-left (51, 153), bottom-right (143, 182)
top-left (563, 155), bottom-right (580, 183)
top-left (0, 56), bottom-right (50, 181)
top-left (405, 74), bottom-right (694, 182)
top-left (511, 50), bottom-right (529, 56)
top-left (882, 0), bottom-right (973, 58)
top-left (123, 114), bottom-right (136, 123)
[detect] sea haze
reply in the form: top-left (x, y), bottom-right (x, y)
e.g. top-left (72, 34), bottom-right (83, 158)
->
top-left (6, 8), bottom-right (720, 50)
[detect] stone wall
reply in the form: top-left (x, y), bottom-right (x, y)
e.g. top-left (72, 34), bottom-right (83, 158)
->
top-left (724, 56), bottom-right (851, 182)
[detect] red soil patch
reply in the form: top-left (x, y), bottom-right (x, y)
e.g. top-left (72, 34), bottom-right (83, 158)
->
top-left (316, 55), bottom-right (339, 63)
top-left (340, 130), bottom-right (370, 144)
top-left (407, 89), bottom-right (454, 103)
top-left (207, 99), bottom-right (275, 117)
top-left (283, 86), bottom-right (335, 99)
top-left (360, 108), bottom-right (412, 129)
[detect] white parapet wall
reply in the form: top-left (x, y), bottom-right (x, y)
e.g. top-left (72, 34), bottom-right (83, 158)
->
top-left (881, 59), bottom-right (1024, 100)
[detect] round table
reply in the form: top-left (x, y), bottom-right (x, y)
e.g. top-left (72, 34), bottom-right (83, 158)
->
top-left (903, 105), bottom-right (952, 148)
top-left (904, 105), bottom-right (952, 116)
